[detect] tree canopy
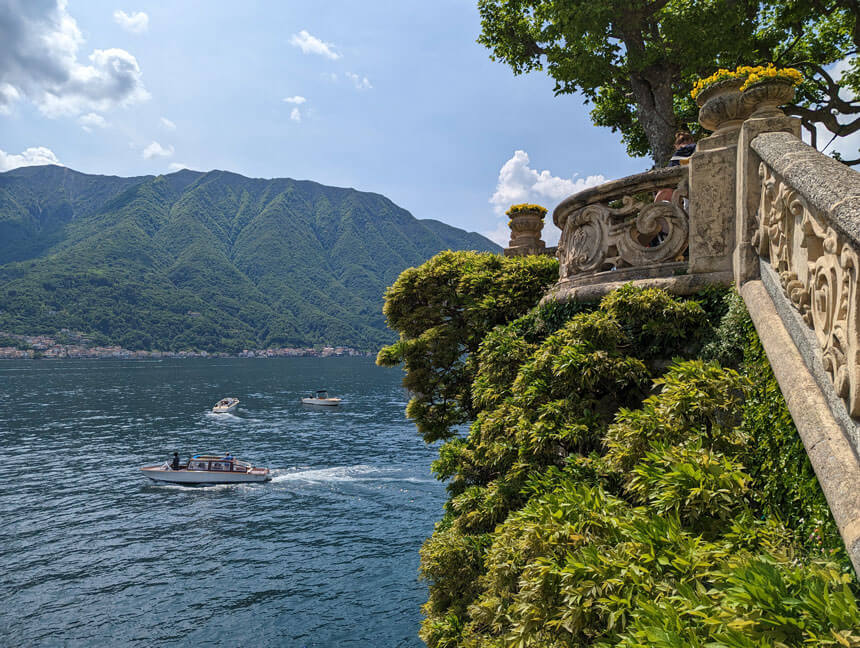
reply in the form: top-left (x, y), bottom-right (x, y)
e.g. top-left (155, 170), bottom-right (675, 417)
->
top-left (478, 0), bottom-right (859, 165)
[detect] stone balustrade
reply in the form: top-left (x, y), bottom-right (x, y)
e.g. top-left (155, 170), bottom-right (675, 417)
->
top-left (543, 163), bottom-right (735, 303)
top-left (752, 132), bottom-right (860, 419)
top-left (556, 165), bottom-right (689, 276)
top-left (740, 129), bottom-right (860, 575)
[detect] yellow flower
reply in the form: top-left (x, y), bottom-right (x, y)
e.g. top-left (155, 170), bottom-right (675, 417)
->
top-left (693, 64), bottom-right (804, 97)
top-left (506, 203), bottom-right (548, 217)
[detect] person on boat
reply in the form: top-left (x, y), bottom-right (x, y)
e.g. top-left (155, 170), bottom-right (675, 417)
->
top-left (223, 451), bottom-right (234, 461)
top-left (171, 452), bottom-right (180, 470)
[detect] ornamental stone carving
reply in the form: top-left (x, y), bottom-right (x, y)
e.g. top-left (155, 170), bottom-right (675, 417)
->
top-left (756, 162), bottom-right (860, 416)
top-left (554, 167), bottom-right (689, 284)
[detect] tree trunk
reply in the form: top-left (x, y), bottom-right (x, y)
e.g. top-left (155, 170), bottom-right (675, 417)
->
top-left (629, 65), bottom-right (678, 167)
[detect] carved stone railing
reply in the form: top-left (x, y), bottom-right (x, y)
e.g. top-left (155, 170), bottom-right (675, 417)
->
top-left (556, 165), bottom-right (688, 277)
top-left (753, 132), bottom-right (860, 418)
top-left (544, 166), bottom-right (734, 302)
top-left (743, 130), bottom-right (860, 576)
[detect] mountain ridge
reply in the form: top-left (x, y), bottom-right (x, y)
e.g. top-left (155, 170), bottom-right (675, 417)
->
top-left (0, 165), bottom-right (499, 351)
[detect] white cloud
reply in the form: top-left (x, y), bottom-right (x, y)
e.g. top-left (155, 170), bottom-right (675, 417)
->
top-left (290, 107), bottom-right (302, 122)
top-left (159, 116), bottom-right (176, 130)
top-left (488, 150), bottom-right (606, 246)
top-left (78, 111), bottom-right (107, 132)
top-left (142, 141), bottom-right (174, 159)
top-left (113, 9), bottom-right (148, 34)
top-left (168, 162), bottom-right (189, 172)
top-left (0, 146), bottom-right (62, 171)
top-left (283, 95), bottom-right (307, 104)
top-left (0, 1), bottom-right (149, 117)
top-left (345, 72), bottom-right (372, 90)
top-left (289, 30), bottom-right (341, 60)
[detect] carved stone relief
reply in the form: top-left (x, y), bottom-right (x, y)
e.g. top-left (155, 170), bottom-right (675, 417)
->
top-left (757, 162), bottom-right (860, 416)
top-left (557, 182), bottom-right (689, 280)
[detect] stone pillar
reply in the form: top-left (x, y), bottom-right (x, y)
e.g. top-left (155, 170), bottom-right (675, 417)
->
top-left (733, 86), bottom-right (801, 288)
top-left (688, 80), bottom-right (751, 274)
top-left (504, 205), bottom-right (548, 257)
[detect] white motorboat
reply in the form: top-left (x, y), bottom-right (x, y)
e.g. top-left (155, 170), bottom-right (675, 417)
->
top-left (212, 397), bottom-right (239, 413)
top-left (140, 454), bottom-right (271, 484)
top-left (301, 389), bottom-right (342, 406)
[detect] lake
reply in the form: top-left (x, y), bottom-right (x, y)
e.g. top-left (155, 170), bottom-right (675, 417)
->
top-left (0, 357), bottom-right (445, 647)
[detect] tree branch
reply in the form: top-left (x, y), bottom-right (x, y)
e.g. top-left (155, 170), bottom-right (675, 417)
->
top-left (785, 104), bottom-right (860, 137)
top-left (802, 119), bottom-right (818, 148)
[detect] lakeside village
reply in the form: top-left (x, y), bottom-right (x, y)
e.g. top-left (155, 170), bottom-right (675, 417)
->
top-left (0, 330), bottom-right (370, 360)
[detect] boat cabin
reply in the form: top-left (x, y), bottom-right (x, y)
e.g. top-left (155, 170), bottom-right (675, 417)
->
top-left (186, 454), bottom-right (251, 473)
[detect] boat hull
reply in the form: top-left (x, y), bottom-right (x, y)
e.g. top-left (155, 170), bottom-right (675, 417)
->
top-left (140, 465), bottom-right (270, 484)
top-left (301, 398), bottom-right (341, 406)
top-left (212, 400), bottom-right (239, 414)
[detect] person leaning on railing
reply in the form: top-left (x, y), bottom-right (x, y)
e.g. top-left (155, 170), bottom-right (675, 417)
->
top-left (655, 132), bottom-right (696, 202)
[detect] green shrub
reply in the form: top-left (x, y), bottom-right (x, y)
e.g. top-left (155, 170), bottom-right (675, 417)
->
top-left (379, 260), bottom-right (857, 647)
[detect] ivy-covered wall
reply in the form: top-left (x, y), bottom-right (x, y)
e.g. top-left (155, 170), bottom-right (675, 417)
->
top-left (380, 251), bottom-right (859, 647)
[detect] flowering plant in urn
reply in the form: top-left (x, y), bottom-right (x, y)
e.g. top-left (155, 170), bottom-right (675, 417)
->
top-left (506, 203), bottom-right (547, 247)
top-left (692, 64), bottom-right (803, 130)
top-left (740, 65), bottom-right (803, 118)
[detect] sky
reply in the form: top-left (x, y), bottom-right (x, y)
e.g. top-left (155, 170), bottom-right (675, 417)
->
top-left (0, 1), bottom-right (856, 247)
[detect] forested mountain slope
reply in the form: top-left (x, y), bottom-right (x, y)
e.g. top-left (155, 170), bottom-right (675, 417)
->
top-left (0, 165), bottom-right (498, 351)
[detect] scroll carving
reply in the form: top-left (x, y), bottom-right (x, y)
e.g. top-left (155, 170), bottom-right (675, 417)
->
top-left (557, 182), bottom-right (689, 280)
top-left (757, 162), bottom-right (860, 416)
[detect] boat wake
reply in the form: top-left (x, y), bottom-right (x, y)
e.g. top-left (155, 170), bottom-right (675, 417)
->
top-left (271, 464), bottom-right (434, 485)
top-left (204, 410), bottom-right (242, 421)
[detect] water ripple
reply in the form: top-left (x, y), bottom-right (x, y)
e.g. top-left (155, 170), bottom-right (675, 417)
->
top-left (0, 357), bottom-right (443, 647)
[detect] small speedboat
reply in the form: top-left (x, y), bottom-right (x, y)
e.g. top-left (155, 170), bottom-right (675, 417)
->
top-left (140, 454), bottom-right (271, 484)
top-left (212, 397), bottom-right (239, 413)
top-left (301, 389), bottom-right (342, 406)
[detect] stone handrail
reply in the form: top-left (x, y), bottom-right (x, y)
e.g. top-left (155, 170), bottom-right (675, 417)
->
top-left (547, 167), bottom-right (690, 298)
top-left (752, 131), bottom-right (860, 417)
top-left (742, 129), bottom-right (860, 574)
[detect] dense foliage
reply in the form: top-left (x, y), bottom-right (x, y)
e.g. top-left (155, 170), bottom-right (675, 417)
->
top-left (377, 251), bottom-right (560, 442)
top-left (381, 257), bottom-right (858, 646)
top-left (477, 0), bottom-right (859, 165)
top-left (0, 165), bottom-right (498, 352)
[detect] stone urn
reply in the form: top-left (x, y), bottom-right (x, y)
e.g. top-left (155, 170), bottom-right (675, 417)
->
top-left (505, 206), bottom-right (547, 256)
top-left (742, 79), bottom-right (796, 119)
top-left (696, 78), bottom-right (753, 133)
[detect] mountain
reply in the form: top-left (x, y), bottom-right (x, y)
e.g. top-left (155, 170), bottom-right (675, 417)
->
top-left (0, 165), bottom-right (499, 351)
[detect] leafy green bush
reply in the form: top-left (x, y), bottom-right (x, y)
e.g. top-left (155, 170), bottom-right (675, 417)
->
top-left (378, 251), bottom-right (558, 442)
top-left (380, 258), bottom-right (858, 647)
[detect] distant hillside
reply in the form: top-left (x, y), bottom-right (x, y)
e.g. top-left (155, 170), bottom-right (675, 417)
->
top-left (0, 165), bottom-right (499, 351)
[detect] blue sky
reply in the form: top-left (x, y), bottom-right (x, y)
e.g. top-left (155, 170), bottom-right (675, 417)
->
top-left (0, 1), bottom-right (653, 245)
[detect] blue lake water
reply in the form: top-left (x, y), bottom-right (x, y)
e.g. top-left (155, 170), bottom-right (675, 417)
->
top-left (0, 358), bottom-right (445, 647)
